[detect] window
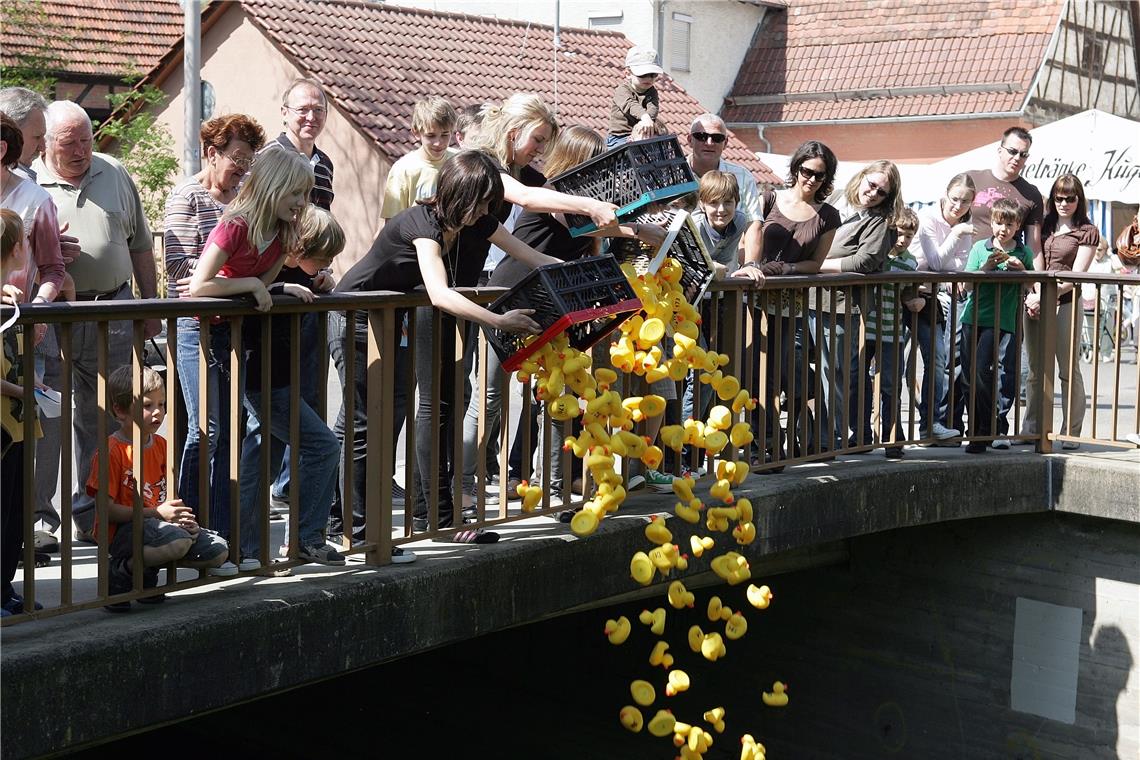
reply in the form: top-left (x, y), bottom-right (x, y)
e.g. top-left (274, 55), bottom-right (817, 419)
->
top-left (1080, 33), bottom-right (1104, 76)
top-left (671, 12), bottom-right (692, 72)
top-left (588, 11), bottom-right (622, 29)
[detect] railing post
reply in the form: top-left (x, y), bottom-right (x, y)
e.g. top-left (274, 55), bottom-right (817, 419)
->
top-left (1037, 277), bottom-right (1059, 454)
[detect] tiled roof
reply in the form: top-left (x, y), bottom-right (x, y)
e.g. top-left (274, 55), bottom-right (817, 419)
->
top-left (236, 0), bottom-right (778, 182)
top-left (722, 0), bottom-right (1064, 123)
top-left (0, 0), bottom-right (184, 78)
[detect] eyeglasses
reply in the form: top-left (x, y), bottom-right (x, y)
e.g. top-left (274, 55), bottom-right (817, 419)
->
top-left (1053, 194), bottom-right (1077, 204)
top-left (691, 132), bottom-right (726, 144)
top-left (219, 150), bottom-right (252, 171)
top-left (797, 166), bottom-right (827, 183)
top-left (865, 177), bottom-right (889, 199)
top-left (1002, 145), bottom-right (1030, 160)
top-left (286, 105), bottom-right (327, 118)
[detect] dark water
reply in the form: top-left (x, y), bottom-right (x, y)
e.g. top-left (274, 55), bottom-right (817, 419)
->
top-left (68, 573), bottom-right (820, 759)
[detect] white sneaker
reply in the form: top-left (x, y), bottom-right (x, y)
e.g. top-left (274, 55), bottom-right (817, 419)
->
top-left (238, 557), bottom-right (261, 571)
top-left (990, 438), bottom-right (1011, 450)
top-left (390, 547), bottom-right (417, 564)
top-left (627, 474), bottom-right (646, 492)
top-left (931, 422), bottom-right (960, 440)
top-left (208, 561), bottom-right (239, 577)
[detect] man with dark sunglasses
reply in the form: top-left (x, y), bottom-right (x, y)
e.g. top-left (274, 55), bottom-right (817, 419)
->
top-left (686, 113), bottom-right (763, 277)
top-left (963, 125), bottom-right (1044, 448)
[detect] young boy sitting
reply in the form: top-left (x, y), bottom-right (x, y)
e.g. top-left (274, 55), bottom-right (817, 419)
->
top-left (88, 365), bottom-right (230, 612)
top-left (856, 207), bottom-right (925, 459)
top-left (954, 198), bottom-right (1033, 454)
top-left (607, 47), bottom-right (662, 148)
top-left (379, 95), bottom-right (457, 225)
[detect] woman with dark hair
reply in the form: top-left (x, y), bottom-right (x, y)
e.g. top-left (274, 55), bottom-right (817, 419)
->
top-left (333, 150), bottom-right (560, 544)
top-left (164, 114), bottom-right (265, 573)
top-left (734, 140), bottom-right (842, 466)
top-left (1023, 173), bottom-right (1099, 443)
top-left (814, 159), bottom-right (903, 451)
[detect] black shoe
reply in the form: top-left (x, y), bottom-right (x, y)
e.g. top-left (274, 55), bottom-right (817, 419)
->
top-left (965, 442), bottom-right (988, 454)
top-left (391, 481), bottom-right (406, 508)
top-left (412, 516), bottom-right (429, 532)
top-left (884, 447), bottom-right (905, 460)
top-left (105, 559), bottom-right (133, 613)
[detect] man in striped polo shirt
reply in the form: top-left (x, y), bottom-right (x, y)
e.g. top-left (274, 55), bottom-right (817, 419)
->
top-left (269, 78), bottom-right (334, 210)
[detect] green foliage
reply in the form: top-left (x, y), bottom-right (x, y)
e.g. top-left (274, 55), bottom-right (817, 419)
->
top-left (0, 0), bottom-right (67, 96)
top-left (99, 82), bottom-right (179, 229)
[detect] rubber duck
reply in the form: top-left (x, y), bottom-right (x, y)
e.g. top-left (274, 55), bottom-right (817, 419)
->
top-left (675, 499), bottom-right (702, 524)
top-left (745, 584), bottom-right (773, 609)
top-left (594, 367), bottom-right (618, 390)
top-left (714, 374), bottom-right (741, 401)
top-left (710, 552), bottom-right (751, 585)
top-left (706, 405), bottom-right (733, 431)
top-left (681, 725), bottom-right (713, 755)
top-left (659, 424), bottom-right (686, 452)
top-left (646, 709), bottom-right (676, 738)
top-left (610, 339), bottom-right (637, 373)
top-left (619, 705), bottom-right (643, 733)
top-left (700, 631), bottom-right (727, 662)
top-left (639, 607), bottom-right (667, 635)
top-left (707, 596), bottom-right (732, 622)
top-left (649, 640), bottom-right (674, 669)
top-left (716, 460), bottom-right (749, 487)
top-left (667, 579), bottom-right (695, 609)
top-left (702, 707), bottom-right (726, 734)
top-left (665, 669), bottom-right (691, 697)
top-left (517, 480), bottom-right (543, 513)
top-left (648, 545), bottom-right (675, 577)
top-left (689, 534), bottom-right (714, 558)
top-left (730, 389), bottom-right (757, 414)
top-left (729, 422), bottom-right (753, 449)
top-left (570, 508), bottom-right (599, 537)
top-left (732, 521), bottom-right (756, 546)
top-left (604, 616), bottom-right (632, 645)
top-left (671, 720), bottom-right (693, 748)
top-left (644, 364), bottom-right (671, 384)
top-left (687, 624), bottom-right (705, 653)
top-left (709, 478), bottom-right (734, 504)
top-left (736, 498), bottom-right (753, 523)
top-left (614, 430), bottom-right (649, 459)
top-left (740, 734), bottom-right (766, 760)
top-left (761, 681), bottom-right (788, 707)
top-left (644, 515), bottom-right (673, 545)
top-left (703, 430), bottom-right (729, 456)
top-left (641, 444), bottom-right (664, 471)
top-left (637, 317), bottom-right (665, 350)
top-left (682, 418), bottom-right (706, 447)
top-left (629, 551), bottom-right (655, 585)
top-left (672, 476), bottom-right (697, 502)
top-left (547, 393), bottom-right (581, 421)
top-left (724, 611), bottom-right (748, 641)
top-left (630, 679), bottom-right (656, 707)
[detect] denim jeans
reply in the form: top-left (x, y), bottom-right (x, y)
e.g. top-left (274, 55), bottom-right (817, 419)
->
top-left (808, 310), bottom-right (861, 449)
top-left (953, 325), bottom-right (1013, 438)
top-left (175, 317), bottom-right (238, 537)
top-left (853, 338), bottom-right (906, 447)
top-left (908, 298), bottom-right (949, 432)
top-left (461, 324), bottom-right (503, 492)
top-left (268, 311), bottom-right (322, 500)
top-left (239, 387), bottom-right (339, 557)
top-left (328, 309), bottom-right (408, 542)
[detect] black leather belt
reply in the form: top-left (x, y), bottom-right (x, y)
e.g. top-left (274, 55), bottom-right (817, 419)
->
top-left (75, 282), bottom-right (128, 301)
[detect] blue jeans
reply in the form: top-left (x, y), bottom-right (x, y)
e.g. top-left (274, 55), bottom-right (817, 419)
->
top-left (953, 325), bottom-right (1013, 438)
top-left (853, 338), bottom-right (905, 447)
top-left (908, 297), bottom-right (948, 431)
top-left (268, 312), bottom-right (322, 500)
top-left (175, 317), bottom-right (238, 537)
top-left (239, 387), bottom-right (339, 557)
top-left (808, 310), bottom-right (861, 449)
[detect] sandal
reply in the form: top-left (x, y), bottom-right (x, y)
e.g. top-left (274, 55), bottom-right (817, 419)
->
top-left (433, 528), bottom-right (499, 544)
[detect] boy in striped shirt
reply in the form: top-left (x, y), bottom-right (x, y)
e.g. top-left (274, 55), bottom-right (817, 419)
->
top-left (855, 208), bottom-right (924, 458)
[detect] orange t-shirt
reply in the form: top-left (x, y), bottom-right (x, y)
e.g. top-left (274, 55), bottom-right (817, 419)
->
top-left (85, 433), bottom-right (168, 541)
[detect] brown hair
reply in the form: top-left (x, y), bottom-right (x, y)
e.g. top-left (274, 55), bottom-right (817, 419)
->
top-left (1, 207), bottom-right (23, 264)
top-left (541, 125), bottom-right (604, 178)
top-left (844, 159), bottom-right (904, 223)
top-left (893, 207), bottom-right (919, 234)
top-left (298, 207), bottom-right (345, 262)
top-left (991, 198), bottom-right (1024, 226)
top-left (1, 112), bottom-right (23, 168)
top-left (201, 113), bottom-right (265, 154)
top-left (698, 170), bottom-right (739, 205)
top-left (411, 96), bottom-right (457, 135)
top-left (1042, 173), bottom-right (1091, 238)
top-left (108, 365), bottom-right (164, 415)
top-left (420, 150), bottom-right (504, 232)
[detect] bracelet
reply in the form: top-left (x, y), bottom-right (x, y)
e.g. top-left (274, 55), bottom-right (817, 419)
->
top-left (741, 261), bottom-right (761, 270)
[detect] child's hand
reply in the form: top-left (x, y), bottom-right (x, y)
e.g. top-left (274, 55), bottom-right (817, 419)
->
top-left (281, 283), bottom-right (315, 302)
top-left (1003, 256), bottom-right (1025, 271)
top-left (2, 283), bottom-right (24, 305)
top-left (635, 223), bottom-right (668, 248)
top-left (312, 270), bottom-right (336, 292)
top-left (951, 222), bottom-right (974, 239)
top-left (252, 283), bottom-right (273, 312)
top-left (157, 499), bottom-right (194, 524)
top-left (982, 251), bottom-right (1007, 271)
top-left (173, 275), bottom-right (193, 296)
top-left (904, 297), bottom-right (925, 313)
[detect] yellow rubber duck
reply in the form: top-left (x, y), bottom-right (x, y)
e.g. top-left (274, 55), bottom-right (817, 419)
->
top-left (710, 478), bottom-right (734, 504)
top-left (648, 545), bottom-right (675, 577)
top-left (547, 393), bottom-right (581, 421)
top-left (594, 367), bottom-right (618, 390)
top-left (665, 669), bottom-right (691, 697)
top-left (687, 624), bottom-right (705, 653)
top-left (710, 552), bottom-right (752, 585)
top-left (641, 444), bottom-right (664, 471)
top-left (648, 640), bottom-right (674, 669)
top-left (740, 734), bottom-right (766, 760)
top-left (630, 679), bottom-right (656, 707)
top-left (731, 389), bottom-right (757, 414)
top-left (667, 579), bottom-right (695, 609)
top-left (701, 631), bottom-right (727, 662)
top-left (570, 508), bottom-right (599, 537)
top-left (745, 584), bottom-right (773, 609)
top-left (689, 534), bottom-right (714, 558)
top-left (639, 607), bottom-right (667, 635)
top-left (729, 421), bottom-right (753, 449)
top-left (659, 424), bottom-right (686, 452)
top-left (761, 681), bottom-right (788, 707)
top-left (646, 709), bottom-right (676, 738)
top-left (619, 705), bottom-right (643, 733)
top-left (703, 430), bottom-right (729, 456)
top-left (732, 521), bottom-right (756, 546)
top-left (706, 405), bottom-right (733, 431)
top-left (724, 611), bottom-right (748, 641)
top-left (644, 515), bottom-right (673, 545)
top-left (736, 498), bottom-right (753, 523)
top-left (707, 595), bottom-right (732, 622)
top-left (675, 499), bottom-right (703, 524)
top-left (629, 551), bottom-right (655, 585)
top-left (702, 707), bottom-right (726, 734)
top-left (516, 480), bottom-right (543, 513)
top-left (604, 616), bottom-right (632, 645)
top-left (714, 373), bottom-right (741, 401)
top-left (716, 460), bottom-right (749, 487)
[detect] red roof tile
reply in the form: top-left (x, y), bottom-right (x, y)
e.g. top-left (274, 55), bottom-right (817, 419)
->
top-left (234, 0), bottom-right (778, 182)
top-left (723, 0), bottom-right (1063, 123)
top-left (0, 0), bottom-right (183, 79)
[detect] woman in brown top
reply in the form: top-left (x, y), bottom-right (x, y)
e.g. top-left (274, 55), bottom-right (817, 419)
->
top-left (1023, 174), bottom-right (1100, 441)
top-left (734, 140), bottom-right (841, 467)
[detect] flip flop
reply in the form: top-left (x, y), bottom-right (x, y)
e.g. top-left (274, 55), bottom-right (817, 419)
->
top-left (434, 528), bottom-right (499, 544)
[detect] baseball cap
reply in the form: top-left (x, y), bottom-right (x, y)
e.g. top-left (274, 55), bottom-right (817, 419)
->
top-left (625, 47), bottom-right (664, 77)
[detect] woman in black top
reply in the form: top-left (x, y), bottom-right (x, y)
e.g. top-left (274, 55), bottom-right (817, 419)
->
top-left (334, 151), bottom-right (559, 544)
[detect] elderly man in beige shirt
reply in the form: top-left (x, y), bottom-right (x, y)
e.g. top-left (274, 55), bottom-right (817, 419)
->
top-left (32, 100), bottom-right (158, 539)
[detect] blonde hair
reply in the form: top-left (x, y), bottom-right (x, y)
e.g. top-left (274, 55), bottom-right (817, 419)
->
top-left (223, 148), bottom-right (314, 254)
top-left (844, 159), bottom-right (904, 223)
top-left (411, 96), bottom-right (457, 135)
top-left (298, 207), bottom-right (345, 261)
top-left (473, 93), bottom-right (560, 176)
top-left (540, 125), bottom-right (604, 178)
top-left (698, 170), bottom-right (739, 205)
top-left (109, 365), bottom-right (164, 414)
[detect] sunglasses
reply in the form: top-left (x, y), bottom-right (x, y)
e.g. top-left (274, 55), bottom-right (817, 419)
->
top-left (797, 166), bottom-right (827, 183)
top-left (865, 177), bottom-right (889, 199)
top-left (691, 131), bottom-right (726, 144)
top-left (1053, 194), bottom-right (1077, 204)
top-left (637, 73), bottom-right (660, 80)
top-left (1002, 145), bottom-right (1030, 160)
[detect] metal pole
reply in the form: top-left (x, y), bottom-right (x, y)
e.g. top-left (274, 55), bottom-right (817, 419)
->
top-left (183, 0), bottom-right (201, 175)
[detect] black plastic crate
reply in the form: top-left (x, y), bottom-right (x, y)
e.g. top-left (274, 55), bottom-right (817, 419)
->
top-left (549, 135), bottom-right (698, 237)
top-left (606, 209), bottom-right (716, 305)
top-left (487, 255), bottom-right (642, 371)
